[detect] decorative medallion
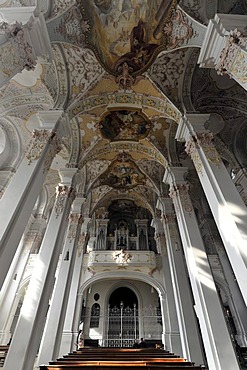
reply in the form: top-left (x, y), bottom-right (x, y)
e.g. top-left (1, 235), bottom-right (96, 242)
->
top-left (163, 8), bottom-right (194, 49)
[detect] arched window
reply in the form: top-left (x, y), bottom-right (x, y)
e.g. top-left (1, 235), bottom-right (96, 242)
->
top-left (90, 303), bottom-right (100, 328)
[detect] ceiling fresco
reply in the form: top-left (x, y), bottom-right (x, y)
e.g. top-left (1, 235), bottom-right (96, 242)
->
top-left (78, 0), bottom-right (178, 74)
top-left (98, 152), bottom-right (146, 190)
top-left (98, 110), bottom-right (151, 141)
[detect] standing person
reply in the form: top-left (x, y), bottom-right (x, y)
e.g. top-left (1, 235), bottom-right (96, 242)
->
top-left (139, 338), bottom-right (146, 348)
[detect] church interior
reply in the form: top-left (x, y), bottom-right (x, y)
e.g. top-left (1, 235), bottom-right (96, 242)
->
top-left (0, 0), bottom-right (247, 370)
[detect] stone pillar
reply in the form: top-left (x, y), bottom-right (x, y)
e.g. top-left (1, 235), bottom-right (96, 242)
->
top-left (0, 217), bottom-right (45, 344)
top-left (59, 217), bottom-right (90, 356)
top-left (164, 167), bottom-right (240, 370)
top-left (158, 292), bottom-right (169, 350)
top-left (156, 198), bottom-right (205, 365)
top-left (0, 8), bottom-right (53, 87)
top-left (176, 113), bottom-right (247, 306)
top-left (151, 217), bottom-right (182, 357)
top-left (3, 168), bottom-right (77, 370)
top-left (198, 14), bottom-right (247, 91)
top-left (36, 196), bottom-right (85, 366)
top-left (0, 110), bottom-right (63, 290)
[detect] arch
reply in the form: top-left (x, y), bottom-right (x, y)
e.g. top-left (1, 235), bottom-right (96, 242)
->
top-left (90, 190), bottom-right (155, 218)
top-left (80, 141), bottom-right (168, 168)
top-left (69, 92), bottom-right (181, 123)
top-left (79, 271), bottom-right (167, 300)
top-left (0, 116), bottom-right (22, 170)
top-left (106, 283), bottom-right (142, 311)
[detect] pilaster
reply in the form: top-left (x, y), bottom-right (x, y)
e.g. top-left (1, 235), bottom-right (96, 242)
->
top-left (0, 10), bottom-right (53, 87)
top-left (198, 14), bottom-right (247, 90)
top-left (37, 195), bottom-right (85, 366)
top-left (152, 216), bottom-right (182, 357)
top-left (0, 110), bottom-right (63, 290)
top-left (3, 168), bottom-right (77, 370)
top-left (163, 167), bottom-right (240, 370)
top-left (0, 217), bottom-right (46, 344)
top-left (157, 197), bottom-right (205, 365)
top-left (59, 217), bottom-right (91, 356)
top-left (176, 113), bottom-right (247, 306)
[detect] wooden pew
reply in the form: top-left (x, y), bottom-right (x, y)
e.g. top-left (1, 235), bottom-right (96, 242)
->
top-left (0, 345), bottom-right (9, 366)
top-left (39, 347), bottom-right (203, 370)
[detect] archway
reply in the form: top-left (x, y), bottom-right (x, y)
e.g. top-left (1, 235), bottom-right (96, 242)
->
top-left (107, 287), bottom-right (139, 347)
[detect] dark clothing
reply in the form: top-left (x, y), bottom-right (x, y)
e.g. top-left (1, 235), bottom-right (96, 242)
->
top-left (139, 339), bottom-right (146, 348)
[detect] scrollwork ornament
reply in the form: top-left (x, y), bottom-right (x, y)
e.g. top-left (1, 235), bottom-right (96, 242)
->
top-left (55, 185), bottom-right (72, 217)
top-left (43, 136), bottom-right (62, 173)
top-left (215, 29), bottom-right (247, 76)
top-left (12, 28), bottom-right (36, 71)
top-left (197, 133), bottom-right (222, 167)
top-left (0, 20), bottom-right (22, 38)
top-left (68, 214), bottom-right (82, 243)
top-left (77, 232), bottom-right (86, 257)
top-left (25, 130), bottom-right (59, 165)
top-left (168, 187), bottom-right (181, 219)
top-left (185, 138), bottom-right (203, 174)
top-left (113, 249), bottom-right (132, 265)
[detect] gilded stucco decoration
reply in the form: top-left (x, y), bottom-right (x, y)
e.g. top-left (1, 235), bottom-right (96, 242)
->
top-left (163, 8), bottom-right (194, 49)
top-left (81, 141), bottom-right (167, 167)
top-left (69, 91), bottom-right (181, 121)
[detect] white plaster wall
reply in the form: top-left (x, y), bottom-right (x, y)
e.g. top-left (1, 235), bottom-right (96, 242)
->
top-left (82, 279), bottom-right (162, 344)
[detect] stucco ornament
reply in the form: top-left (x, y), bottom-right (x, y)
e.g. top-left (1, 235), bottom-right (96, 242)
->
top-left (113, 249), bottom-right (132, 265)
top-left (25, 129), bottom-right (52, 164)
top-left (0, 20), bottom-right (22, 38)
top-left (55, 185), bottom-right (73, 217)
top-left (215, 29), bottom-right (247, 79)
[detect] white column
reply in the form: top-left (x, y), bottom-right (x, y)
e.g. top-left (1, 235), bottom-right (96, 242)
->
top-left (156, 198), bottom-right (205, 365)
top-left (164, 167), bottom-right (240, 370)
top-left (36, 196), bottom-right (85, 366)
top-left (59, 217), bottom-right (90, 356)
top-left (0, 218), bottom-right (45, 344)
top-left (158, 293), bottom-right (169, 350)
top-left (198, 14), bottom-right (247, 91)
top-left (3, 168), bottom-right (77, 370)
top-left (0, 9), bottom-right (53, 87)
top-left (0, 110), bottom-right (63, 290)
top-left (151, 218), bottom-right (182, 357)
top-left (176, 113), bottom-right (247, 306)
